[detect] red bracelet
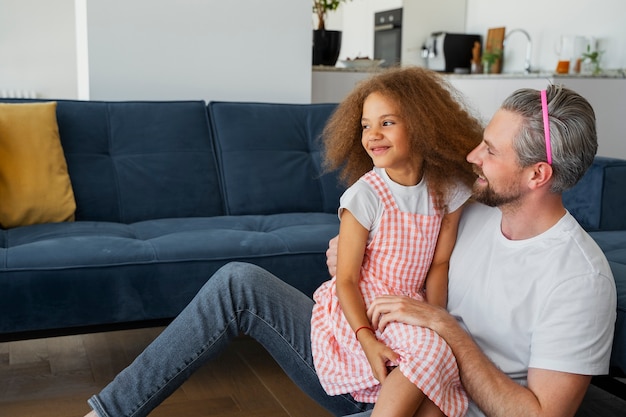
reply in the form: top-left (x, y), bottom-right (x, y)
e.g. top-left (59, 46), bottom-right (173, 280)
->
top-left (354, 326), bottom-right (375, 340)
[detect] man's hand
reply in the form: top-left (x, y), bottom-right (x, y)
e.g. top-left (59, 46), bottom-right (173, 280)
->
top-left (367, 295), bottom-right (448, 334)
top-left (326, 235), bottom-right (339, 276)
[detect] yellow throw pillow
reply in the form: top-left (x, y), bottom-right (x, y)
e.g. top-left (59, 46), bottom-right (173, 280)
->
top-left (0, 102), bottom-right (76, 228)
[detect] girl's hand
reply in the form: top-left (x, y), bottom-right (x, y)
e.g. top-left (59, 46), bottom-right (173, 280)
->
top-left (359, 337), bottom-right (400, 383)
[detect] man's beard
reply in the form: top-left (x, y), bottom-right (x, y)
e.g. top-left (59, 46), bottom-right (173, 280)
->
top-left (471, 174), bottom-right (523, 208)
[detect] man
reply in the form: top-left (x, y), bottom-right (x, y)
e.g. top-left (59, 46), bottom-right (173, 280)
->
top-left (336, 85), bottom-right (617, 416)
top-left (85, 85), bottom-right (616, 417)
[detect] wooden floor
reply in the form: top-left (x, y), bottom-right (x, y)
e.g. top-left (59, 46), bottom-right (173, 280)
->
top-left (0, 327), bottom-right (333, 417)
top-left (1, 326), bottom-right (625, 417)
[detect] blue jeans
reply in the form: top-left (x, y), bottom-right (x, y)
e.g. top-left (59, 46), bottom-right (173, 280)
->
top-left (88, 262), bottom-right (372, 417)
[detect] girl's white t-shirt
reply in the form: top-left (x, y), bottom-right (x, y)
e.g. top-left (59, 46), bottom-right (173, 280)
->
top-left (339, 167), bottom-right (471, 241)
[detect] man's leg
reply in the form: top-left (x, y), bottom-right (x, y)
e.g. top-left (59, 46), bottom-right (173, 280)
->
top-left (87, 262), bottom-right (368, 417)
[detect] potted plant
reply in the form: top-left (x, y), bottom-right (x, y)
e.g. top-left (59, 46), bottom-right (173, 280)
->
top-left (580, 45), bottom-right (603, 75)
top-left (312, 0), bottom-right (352, 66)
top-left (313, 0), bottom-right (350, 30)
top-left (481, 49), bottom-right (502, 74)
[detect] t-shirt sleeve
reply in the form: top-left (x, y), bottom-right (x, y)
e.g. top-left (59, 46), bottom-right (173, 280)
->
top-left (338, 180), bottom-right (380, 231)
top-left (447, 182), bottom-right (472, 213)
top-left (529, 272), bottom-right (616, 375)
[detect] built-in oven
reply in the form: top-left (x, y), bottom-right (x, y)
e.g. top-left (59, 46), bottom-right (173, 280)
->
top-left (374, 8), bottom-right (402, 67)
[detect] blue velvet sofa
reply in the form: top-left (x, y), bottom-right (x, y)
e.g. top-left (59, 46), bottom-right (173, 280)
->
top-left (562, 157), bottom-right (626, 386)
top-left (0, 99), bottom-right (624, 390)
top-left (0, 99), bottom-right (343, 341)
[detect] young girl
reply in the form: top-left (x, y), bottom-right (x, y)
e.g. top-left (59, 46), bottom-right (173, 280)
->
top-left (310, 67), bottom-right (484, 417)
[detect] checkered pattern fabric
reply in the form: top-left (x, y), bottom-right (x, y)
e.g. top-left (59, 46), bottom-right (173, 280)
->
top-left (311, 171), bottom-right (468, 416)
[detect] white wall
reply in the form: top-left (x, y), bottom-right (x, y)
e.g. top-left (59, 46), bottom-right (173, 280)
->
top-left (325, 0), bottom-right (402, 61)
top-left (328, 0), bottom-right (466, 66)
top-left (85, 0), bottom-right (312, 102)
top-left (0, 0), bottom-right (77, 98)
top-left (401, 0), bottom-right (467, 67)
top-left (466, 0), bottom-right (626, 73)
top-left (335, 0), bottom-right (626, 72)
top-left (1, 0), bottom-right (625, 100)
top-left (0, 0), bottom-right (312, 103)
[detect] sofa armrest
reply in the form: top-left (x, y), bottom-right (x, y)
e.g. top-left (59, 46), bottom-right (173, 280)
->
top-left (563, 156), bottom-right (626, 232)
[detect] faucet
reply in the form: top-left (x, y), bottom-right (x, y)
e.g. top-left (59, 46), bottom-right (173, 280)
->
top-left (504, 29), bottom-right (532, 74)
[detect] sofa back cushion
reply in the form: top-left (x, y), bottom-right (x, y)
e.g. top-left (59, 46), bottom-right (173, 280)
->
top-left (208, 102), bottom-right (344, 215)
top-left (52, 100), bottom-right (223, 222)
top-left (563, 156), bottom-right (626, 231)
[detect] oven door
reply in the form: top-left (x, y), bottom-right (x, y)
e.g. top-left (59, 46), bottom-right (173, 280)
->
top-left (373, 8), bottom-right (402, 67)
top-left (374, 27), bottom-right (402, 67)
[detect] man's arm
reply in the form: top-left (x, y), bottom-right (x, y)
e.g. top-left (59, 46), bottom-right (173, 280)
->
top-left (367, 295), bottom-right (591, 417)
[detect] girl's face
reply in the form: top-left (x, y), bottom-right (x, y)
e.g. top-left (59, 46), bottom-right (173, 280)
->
top-left (361, 92), bottom-right (420, 185)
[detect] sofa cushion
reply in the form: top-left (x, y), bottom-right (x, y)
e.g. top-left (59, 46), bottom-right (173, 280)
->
top-left (0, 214), bottom-right (339, 334)
top-left (0, 102), bottom-right (76, 228)
top-left (563, 156), bottom-right (626, 231)
top-left (50, 100), bottom-right (223, 223)
top-left (208, 102), bottom-right (344, 216)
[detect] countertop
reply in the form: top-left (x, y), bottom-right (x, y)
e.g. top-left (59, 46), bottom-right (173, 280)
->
top-left (312, 65), bottom-right (626, 79)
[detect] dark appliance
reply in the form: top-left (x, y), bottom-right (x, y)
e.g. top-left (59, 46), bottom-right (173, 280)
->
top-left (424, 32), bottom-right (482, 73)
top-left (374, 8), bottom-right (402, 67)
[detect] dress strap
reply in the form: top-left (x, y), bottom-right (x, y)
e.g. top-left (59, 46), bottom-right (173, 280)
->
top-left (361, 171), bottom-right (398, 210)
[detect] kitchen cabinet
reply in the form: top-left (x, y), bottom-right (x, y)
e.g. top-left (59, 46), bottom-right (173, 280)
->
top-left (311, 69), bottom-right (626, 159)
top-left (311, 68), bottom-right (551, 115)
top-left (311, 67), bottom-right (377, 104)
top-left (448, 76), bottom-right (551, 122)
top-left (451, 76), bottom-right (626, 159)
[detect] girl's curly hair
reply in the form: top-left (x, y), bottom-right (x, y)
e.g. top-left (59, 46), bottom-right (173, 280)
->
top-left (322, 66), bottom-right (484, 212)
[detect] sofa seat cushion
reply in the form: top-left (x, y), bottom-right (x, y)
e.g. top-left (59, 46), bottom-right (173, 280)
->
top-left (1, 214), bottom-right (339, 268)
top-left (0, 214), bottom-right (338, 334)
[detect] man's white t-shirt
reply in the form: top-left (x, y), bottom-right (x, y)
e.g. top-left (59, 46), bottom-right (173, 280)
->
top-left (448, 202), bottom-right (617, 416)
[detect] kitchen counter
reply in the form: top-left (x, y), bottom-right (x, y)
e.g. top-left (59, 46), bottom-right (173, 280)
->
top-left (312, 65), bottom-right (626, 79)
top-left (459, 69), bottom-right (626, 79)
top-left (313, 65), bottom-right (386, 73)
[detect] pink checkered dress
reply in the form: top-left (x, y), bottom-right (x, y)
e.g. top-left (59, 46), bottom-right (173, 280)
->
top-left (311, 171), bottom-right (468, 417)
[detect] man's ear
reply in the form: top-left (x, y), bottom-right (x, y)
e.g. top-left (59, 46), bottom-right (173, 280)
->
top-left (528, 162), bottom-right (553, 190)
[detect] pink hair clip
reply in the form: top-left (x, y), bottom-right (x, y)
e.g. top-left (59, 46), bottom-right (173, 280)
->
top-left (540, 89), bottom-right (552, 165)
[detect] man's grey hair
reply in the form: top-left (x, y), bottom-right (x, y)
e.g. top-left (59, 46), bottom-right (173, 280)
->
top-left (501, 84), bottom-right (597, 193)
